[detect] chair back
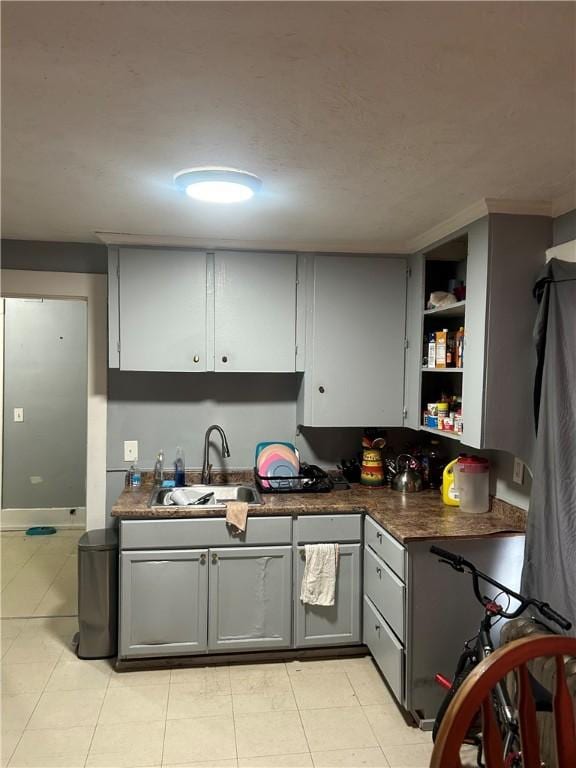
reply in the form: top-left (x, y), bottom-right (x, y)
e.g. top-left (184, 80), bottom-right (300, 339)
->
top-left (430, 635), bottom-right (576, 768)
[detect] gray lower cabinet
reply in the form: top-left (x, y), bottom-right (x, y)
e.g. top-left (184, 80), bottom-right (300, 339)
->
top-left (294, 543), bottom-right (362, 647)
top-left (363, 595), bottom-right (404, 703)
top-left (119, 549), bottom-right (208, 658)
top-left (208, 546), bottom-right (292, 651)
top-left (363, 517), bottom-right (526, 724)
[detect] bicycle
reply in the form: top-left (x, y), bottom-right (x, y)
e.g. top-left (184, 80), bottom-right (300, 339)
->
top-left (429, 545), bottom-right (572, 767)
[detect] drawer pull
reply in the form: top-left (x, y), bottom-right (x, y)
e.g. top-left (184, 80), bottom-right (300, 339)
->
top-left (212, 553), bottom-right (218, 564)
top-left (376, 531), bottom-right (383, 542)
top-left (376, 567), bottom-right (382, 578)
top-left (375, 624), bottom-right (380, 633)
top-left (200, 554), bottom-right (206, 564)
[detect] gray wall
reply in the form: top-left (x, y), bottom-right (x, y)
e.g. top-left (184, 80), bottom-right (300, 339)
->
top-left (106, 369), bottom-right (416, 473)
top-left (553, 209), bottom-right (576, 246)
top-left (1, 239), bottom-right (107, 273)
top-left (107, 372), bottom-right (301, 471)
top-left (2, 298), bottom-right (88, 509)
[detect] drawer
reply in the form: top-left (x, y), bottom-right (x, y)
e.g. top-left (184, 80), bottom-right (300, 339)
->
top-left (294, 514), bottom-right (362, 543)
top-left (363, 596), bottom-right (404, 704)
top-left (364, 546), bottom-right (405, 642)
top-left (120, 516), bottom-right (292, 549)
top-left (365, 516), bottom-right (406, 581)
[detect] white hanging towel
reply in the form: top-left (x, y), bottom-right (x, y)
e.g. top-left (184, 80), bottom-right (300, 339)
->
top-left (300, 543), bottom-right (339, 606)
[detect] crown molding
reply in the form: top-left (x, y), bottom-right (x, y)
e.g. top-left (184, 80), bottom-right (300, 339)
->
top-left (405, 199), bottom-right (489, 253)
top-left (96, 196), bottom-right (569, 257)
top-left (551, 189), bottom-right (576, 218)
top-left (484, 198), bottom-right (553, 216)
top-left (93, 231), bottom-right (409, 254)
top-left (407, 197), bottom-right (558, 254)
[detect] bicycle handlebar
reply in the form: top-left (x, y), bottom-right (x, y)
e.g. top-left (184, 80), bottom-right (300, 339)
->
top-left (430, 546), bottom-right (572, 631)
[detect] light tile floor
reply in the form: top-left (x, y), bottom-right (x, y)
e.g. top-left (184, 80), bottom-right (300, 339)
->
top-left (1, 617), bottom-right (436, 768)
top-left (1, 530), bottom-right (82, 618)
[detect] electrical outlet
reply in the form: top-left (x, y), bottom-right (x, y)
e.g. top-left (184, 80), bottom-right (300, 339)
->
top-left (124, 440), bottom-right (138, 462)
top-left (13, 407), bottom-right (24, 422)
top-left (513, 458), bottom-right (525, 485)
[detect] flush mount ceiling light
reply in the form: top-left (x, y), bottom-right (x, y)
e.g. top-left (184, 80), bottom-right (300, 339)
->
top-left (174, 167), bottom-right (262, 203)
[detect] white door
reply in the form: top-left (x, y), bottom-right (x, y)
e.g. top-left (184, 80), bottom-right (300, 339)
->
top-left (214, 251), bottom-right (297, 372)
top-left (310, 255), bottom-right (407, 426)
top-left (119, 248), bottom-right (207, 372)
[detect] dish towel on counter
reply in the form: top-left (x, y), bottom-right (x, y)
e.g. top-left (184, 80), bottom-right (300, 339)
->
top-left (226, 501), bottom-right (248, 535)
top-left (300, 543), bottom-right (339, 606)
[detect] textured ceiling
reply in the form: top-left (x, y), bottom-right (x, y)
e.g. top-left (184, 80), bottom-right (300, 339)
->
top-left (2, 1), bottom-right (575, 250)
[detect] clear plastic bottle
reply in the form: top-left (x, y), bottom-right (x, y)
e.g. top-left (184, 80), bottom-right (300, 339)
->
top-left (456, 456), bottom-right (489, 513)
top-left (129, 463), bottom-right (142, 489)
top-left (154, 449), bottom-right (164, 485)
top-left (174, 447), bottom-right (185, 487)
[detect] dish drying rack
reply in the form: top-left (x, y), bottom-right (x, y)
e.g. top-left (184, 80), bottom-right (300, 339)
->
top-left (253, 465), bottom-right (334, 494)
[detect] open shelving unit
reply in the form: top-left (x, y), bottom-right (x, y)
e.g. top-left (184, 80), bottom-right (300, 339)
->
top-left (423, 300), bottom-right (466, 319)
top-left (420, 234), bottom-right (467, 440)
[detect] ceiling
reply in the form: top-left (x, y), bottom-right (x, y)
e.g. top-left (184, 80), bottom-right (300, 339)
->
top-left (2, 1), bottom-right (575, 251)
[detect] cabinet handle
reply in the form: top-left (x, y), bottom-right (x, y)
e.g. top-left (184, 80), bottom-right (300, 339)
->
top-left (193, 355), bottom-right (200, 363)
top-left (375, 624), bottom-right (380, 633)
top-left (199, 553), bottom-right (206, 564)
top-left (376, 532), bottom-right (383, 542)
top-left (212, 553), bottom-right (218, 564)
top-left (318, 386), bottom-right (325, 394)
top-left (376, 567), bottom-right (382, 578)
top-left (222, 355), bottom-right (228, 363)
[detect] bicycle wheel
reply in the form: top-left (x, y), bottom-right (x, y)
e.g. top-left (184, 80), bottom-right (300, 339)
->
top-left (433, 652), bottom-right (478, 742)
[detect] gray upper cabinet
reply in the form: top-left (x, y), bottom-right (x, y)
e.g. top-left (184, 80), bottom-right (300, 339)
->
top-left (208, 546), bottom-right (292, 651)
top-left (119, 549), bottom-right (208, 658)
top-left (297, 255), bottom-right (408, 427)
top-left (294, 543), bottom-right (361, 647)
top-left (404, 214), bottom-right (552, 462)
top-left (214, 251), bottom-right (297, 372)
top-left (117, 248), bottom-right (207, 372)
top-left (109, 247), bottom-right (298, 373)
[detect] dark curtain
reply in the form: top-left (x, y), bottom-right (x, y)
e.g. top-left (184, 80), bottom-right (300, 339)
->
top-left (522, 258), bottom-right (576, 633)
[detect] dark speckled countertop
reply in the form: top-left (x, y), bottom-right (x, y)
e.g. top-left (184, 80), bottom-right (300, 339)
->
top-left (112, 471), bottom-right (526, 544)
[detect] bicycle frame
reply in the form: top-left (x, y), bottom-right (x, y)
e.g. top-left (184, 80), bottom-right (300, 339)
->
top-left (477, 614), bottom-right (520, 761)
top-left (429, 545), bottom-right (571, 767)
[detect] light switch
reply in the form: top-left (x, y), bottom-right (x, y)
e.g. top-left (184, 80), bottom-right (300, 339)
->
top-left (13, 407), bottom-right (24, 422)
top-left (513, 458), bottom-right (524, 485)
top-left (124, 440), bottom-right (138, 462)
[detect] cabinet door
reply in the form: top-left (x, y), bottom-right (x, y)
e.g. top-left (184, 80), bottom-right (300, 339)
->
top-left (118, 248), bottom-right (207, 372)
top-left (294, 543), bottom-right (361, 647)
top-left (119, 549), bottom-right (208, 658)
top-left (214, 251), bottom-right (297, 372)
top-left (304, 255), bottom-right (407, 426)
top-left (363, 596), bottom-right (404, 704)
top-left (208, 546), bottom-right (292, 651)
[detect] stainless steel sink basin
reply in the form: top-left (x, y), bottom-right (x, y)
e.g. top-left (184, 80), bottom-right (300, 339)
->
top-left (149, 484), bottom-right (263, 509)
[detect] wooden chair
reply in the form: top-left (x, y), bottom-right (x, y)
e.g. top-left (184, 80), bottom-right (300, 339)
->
top-left (430, 635), bottom-right (576, 768)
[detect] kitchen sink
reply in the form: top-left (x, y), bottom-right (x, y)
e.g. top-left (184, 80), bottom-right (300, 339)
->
top-left (149, 484), bottom-right (263, 508)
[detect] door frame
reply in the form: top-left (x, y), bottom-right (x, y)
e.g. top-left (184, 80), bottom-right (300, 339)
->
top-left (1, 270), bottom-right (107, 531)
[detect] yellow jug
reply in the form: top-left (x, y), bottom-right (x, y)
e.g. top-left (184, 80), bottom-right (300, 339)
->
top-left (442, 458), bottom-right (460, 506)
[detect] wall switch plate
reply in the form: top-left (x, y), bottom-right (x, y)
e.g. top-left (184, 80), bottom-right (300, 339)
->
top-left (13, 407), bottom-right (24, 422)
top-left (513, 458), bottom-right (525, 485)
top-left (124, 440), bottom-right (138, 462)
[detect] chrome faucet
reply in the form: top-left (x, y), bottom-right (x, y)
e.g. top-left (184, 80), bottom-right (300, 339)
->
top-left (201, 425), bottom-right (231, 485)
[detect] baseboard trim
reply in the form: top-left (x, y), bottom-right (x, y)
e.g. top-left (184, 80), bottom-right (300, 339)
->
top-left (1, 506), bottom-right (86, 530)
top-left (115, 644), bottom-right (369, 671)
